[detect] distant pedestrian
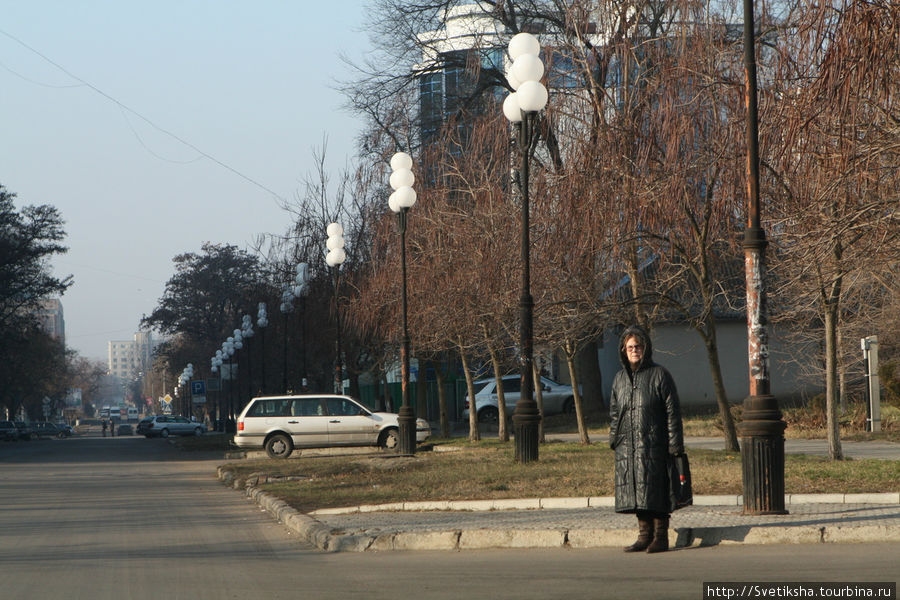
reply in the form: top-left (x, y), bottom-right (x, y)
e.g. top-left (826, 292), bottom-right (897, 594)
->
top-left (109, 419), bottom-right (115, 437)
top-left (101, 419), bottom-right (107, 437)
top-left (608, 325), bottom-right (685, 553)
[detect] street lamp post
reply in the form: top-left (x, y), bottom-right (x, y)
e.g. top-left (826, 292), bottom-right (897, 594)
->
top-left (293, 263), bottom-right (310, 390)
top-left (502, 32), bottom-right (548, 464)
top-left (232, 328), bottom-right (244, 411)
top-left (212, 351), bottom-right (223, 429)
top-left (389, 151), bottom-right (418, 455)
top-left (280, 285), bottom-right (294, 393)
top-left (223, 338), bottom-right (235, 430)
top-left (241, 315), bottom-right (255, 404)
top-left (257, 303), bottom-right (268, 394)
top-left (739, 0), bottom-right (787, 515)
top-left (325, 223), bottom-right (346, 395)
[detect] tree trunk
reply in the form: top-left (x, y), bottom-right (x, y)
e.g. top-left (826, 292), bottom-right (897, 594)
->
top-left (375, 364), bottom-right (386, 412)
top-left (566, 340), bottom-right (591, 445)
top-left (824, 298), bottom-right (845, 460)
top-left (701, 327), bottom-right (739, 451)
top-left (837, 324), bottom-right (847, 414)
top-left (431, 359), bottom-right (450, 438)
top-left (488, 343), bottom-right (509, 442)
top-left (532, 363), bottom-right (545, 443)
top-left (576, 340), bottom-right (605, 412)
top-left (458, 341), bottom-right (480, 442)
top-left (415, 356), bottom-right (427, 419)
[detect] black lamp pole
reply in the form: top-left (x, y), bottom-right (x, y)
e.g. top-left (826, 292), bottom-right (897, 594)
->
top-left (512, 111), bottom-right (541, 464)
top-left (739, 0), bottom-right (787, 515)
top-left (397, 207), bottom-right (416, 455)
top-left (282, 306), bottom-right (290, 394)
top-left (333, 267), bottom-right (343, 394)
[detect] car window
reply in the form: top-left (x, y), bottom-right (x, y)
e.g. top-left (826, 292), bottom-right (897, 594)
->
top-left (175, 417), bottom-right (189, 424)
top-left (325, 398), bottom-right (365, 417)
top-left (246, 399), bottom-right (291, 417)
top-left (290, 398), bottom-right (323, 416)
top-left (502, 378), bottom-right (521, 393)
top-left (473, 381), bottom-right (493, 394)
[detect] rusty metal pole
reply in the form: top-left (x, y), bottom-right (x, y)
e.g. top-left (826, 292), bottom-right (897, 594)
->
top-left (513, 113), bottom-right (541, 464)
top-left (740, 0), bottom-right (787, 515)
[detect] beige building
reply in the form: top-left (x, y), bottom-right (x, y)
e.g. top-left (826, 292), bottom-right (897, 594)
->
top-left (107, 331), bottom-right (154, 380)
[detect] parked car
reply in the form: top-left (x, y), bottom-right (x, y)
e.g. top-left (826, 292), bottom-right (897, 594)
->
top-left (137, 415), bottom-right (206, 438)
top-left (31, 422), bottom-right (68, 439)
top-left (0, 420), bottom-right (18, 441)
top-left (462, 375), bottom-right (579, 423)
top-left (116, 424), bottom-right (133, 436)
top-left (14, 421), bottom-right (33, 441)
top-left (233, 394), bottom-right (432, 459)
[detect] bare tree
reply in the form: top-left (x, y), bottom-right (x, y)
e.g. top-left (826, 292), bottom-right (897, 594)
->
top-left (766, 0), bottom-right (899, 459)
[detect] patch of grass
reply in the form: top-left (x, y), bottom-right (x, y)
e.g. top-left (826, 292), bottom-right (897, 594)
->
top-left (219, 440), bottom-right (898, 514)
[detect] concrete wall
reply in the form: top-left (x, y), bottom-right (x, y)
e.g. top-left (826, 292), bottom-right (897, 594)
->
top-left (599, 322), bottom-right (819, 409)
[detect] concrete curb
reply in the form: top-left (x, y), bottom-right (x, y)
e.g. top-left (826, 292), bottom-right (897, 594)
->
top-left (216, 468), bottom-right (900, 552)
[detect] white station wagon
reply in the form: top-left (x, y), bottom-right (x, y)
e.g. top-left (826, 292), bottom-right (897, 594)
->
top-left (234, 394), bottom-right (431, 459)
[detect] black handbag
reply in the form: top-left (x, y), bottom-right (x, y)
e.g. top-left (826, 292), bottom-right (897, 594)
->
top-left (668, 453), bottom-right (693, 510)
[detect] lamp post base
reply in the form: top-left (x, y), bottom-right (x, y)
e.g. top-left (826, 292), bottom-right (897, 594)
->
top-left (739, 394), bottom-right (788, 515)
top-left (397, 406), bottom-right (417, 455)
top-left (513, 399), bottom-right (541, 464)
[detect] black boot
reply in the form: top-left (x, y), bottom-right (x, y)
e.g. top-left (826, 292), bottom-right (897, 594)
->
top-left (646, 516), bottom-right (670, 553)
top-left (624, 515), bottom-right (654, 552)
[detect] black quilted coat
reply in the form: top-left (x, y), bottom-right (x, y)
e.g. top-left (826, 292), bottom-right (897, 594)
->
top-left (609, 326), bottom-right (685, 514)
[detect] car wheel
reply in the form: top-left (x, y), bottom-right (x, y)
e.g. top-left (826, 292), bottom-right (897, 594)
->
top-left (57, 432), bottom-right (65, 439)
top-left (265, 434), bottom-right (293, 459)
top-left (160, 428), bottom-right (170, 438)
top-left (193, 427), bottom-right (203, 436)
top-left (379, 427), bottom-right (400, 451)
top-left (562, 397), bottom-right (575, 415)
top-left (477, 406), bottom-right (499, 424)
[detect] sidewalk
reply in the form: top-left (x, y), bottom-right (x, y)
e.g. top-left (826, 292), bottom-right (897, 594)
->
top-left (220, 481), bottom-right (900, 553)
top-left (220, 435), bottom-right (900, 553)
top-left (227, 482), bottom-right (900, 552)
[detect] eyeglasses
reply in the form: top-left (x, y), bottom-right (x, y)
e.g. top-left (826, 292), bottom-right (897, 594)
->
top-left (625, 345), bottom-right (643, 352)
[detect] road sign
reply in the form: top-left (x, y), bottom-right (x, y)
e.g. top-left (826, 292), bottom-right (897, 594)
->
top-left (191, 380), bottom-right (206, 396)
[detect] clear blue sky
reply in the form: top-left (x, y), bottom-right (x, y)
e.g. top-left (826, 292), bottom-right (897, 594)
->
top-left (1, 1), bottom-right (372, 360)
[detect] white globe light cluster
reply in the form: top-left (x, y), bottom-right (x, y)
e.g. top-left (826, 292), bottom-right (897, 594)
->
top-left (280, 262), bottom-right (310, 313)
top-left (257, 302), bottom-right (268, 328)
top-left (388, 152), bottom-right (417, 213)
top-left (178, 363), bottom-right (194, 387)
top-left (503, 32), bottom-right (548, 123)
top-left (325, 223), bottom-right (346, 267)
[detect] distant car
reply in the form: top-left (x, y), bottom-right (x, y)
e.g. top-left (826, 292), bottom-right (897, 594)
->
top-left (116, 424), bottom-right (133, 436)
top-left (31, 422), bottom-right (68, 439)
top-left (462, 375), bottom-right (579, 423)
top-left (0, 420), bottom-right (18, 441)
top-left (234, 394), bottom-right (432, 459)
top-left (137, 415), bottom-right (206, 438)
top-left (13, 421), bottom-right (33, 441)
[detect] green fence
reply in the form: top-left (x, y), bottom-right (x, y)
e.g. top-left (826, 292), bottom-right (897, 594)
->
top-left (353, 380), bottom-right (470, 425)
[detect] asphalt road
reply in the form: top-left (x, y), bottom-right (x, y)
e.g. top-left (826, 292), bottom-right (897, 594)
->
top-left (1, 435), bottom-right (896, 600)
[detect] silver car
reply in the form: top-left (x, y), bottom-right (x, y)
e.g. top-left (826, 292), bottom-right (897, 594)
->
top-left (462, 375), bottom-right (578, 423)
top-left (137, 415), bottom-right (206, 438)
top-left (234, 394), bottom-right (431, 459)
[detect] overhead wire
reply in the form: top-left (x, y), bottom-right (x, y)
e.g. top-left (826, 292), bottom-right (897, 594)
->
top-left (0, 28), bottom-right (288, 205)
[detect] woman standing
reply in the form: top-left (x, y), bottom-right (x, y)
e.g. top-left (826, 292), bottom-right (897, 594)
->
top-left (609, 325), bottom-right (685, 553)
